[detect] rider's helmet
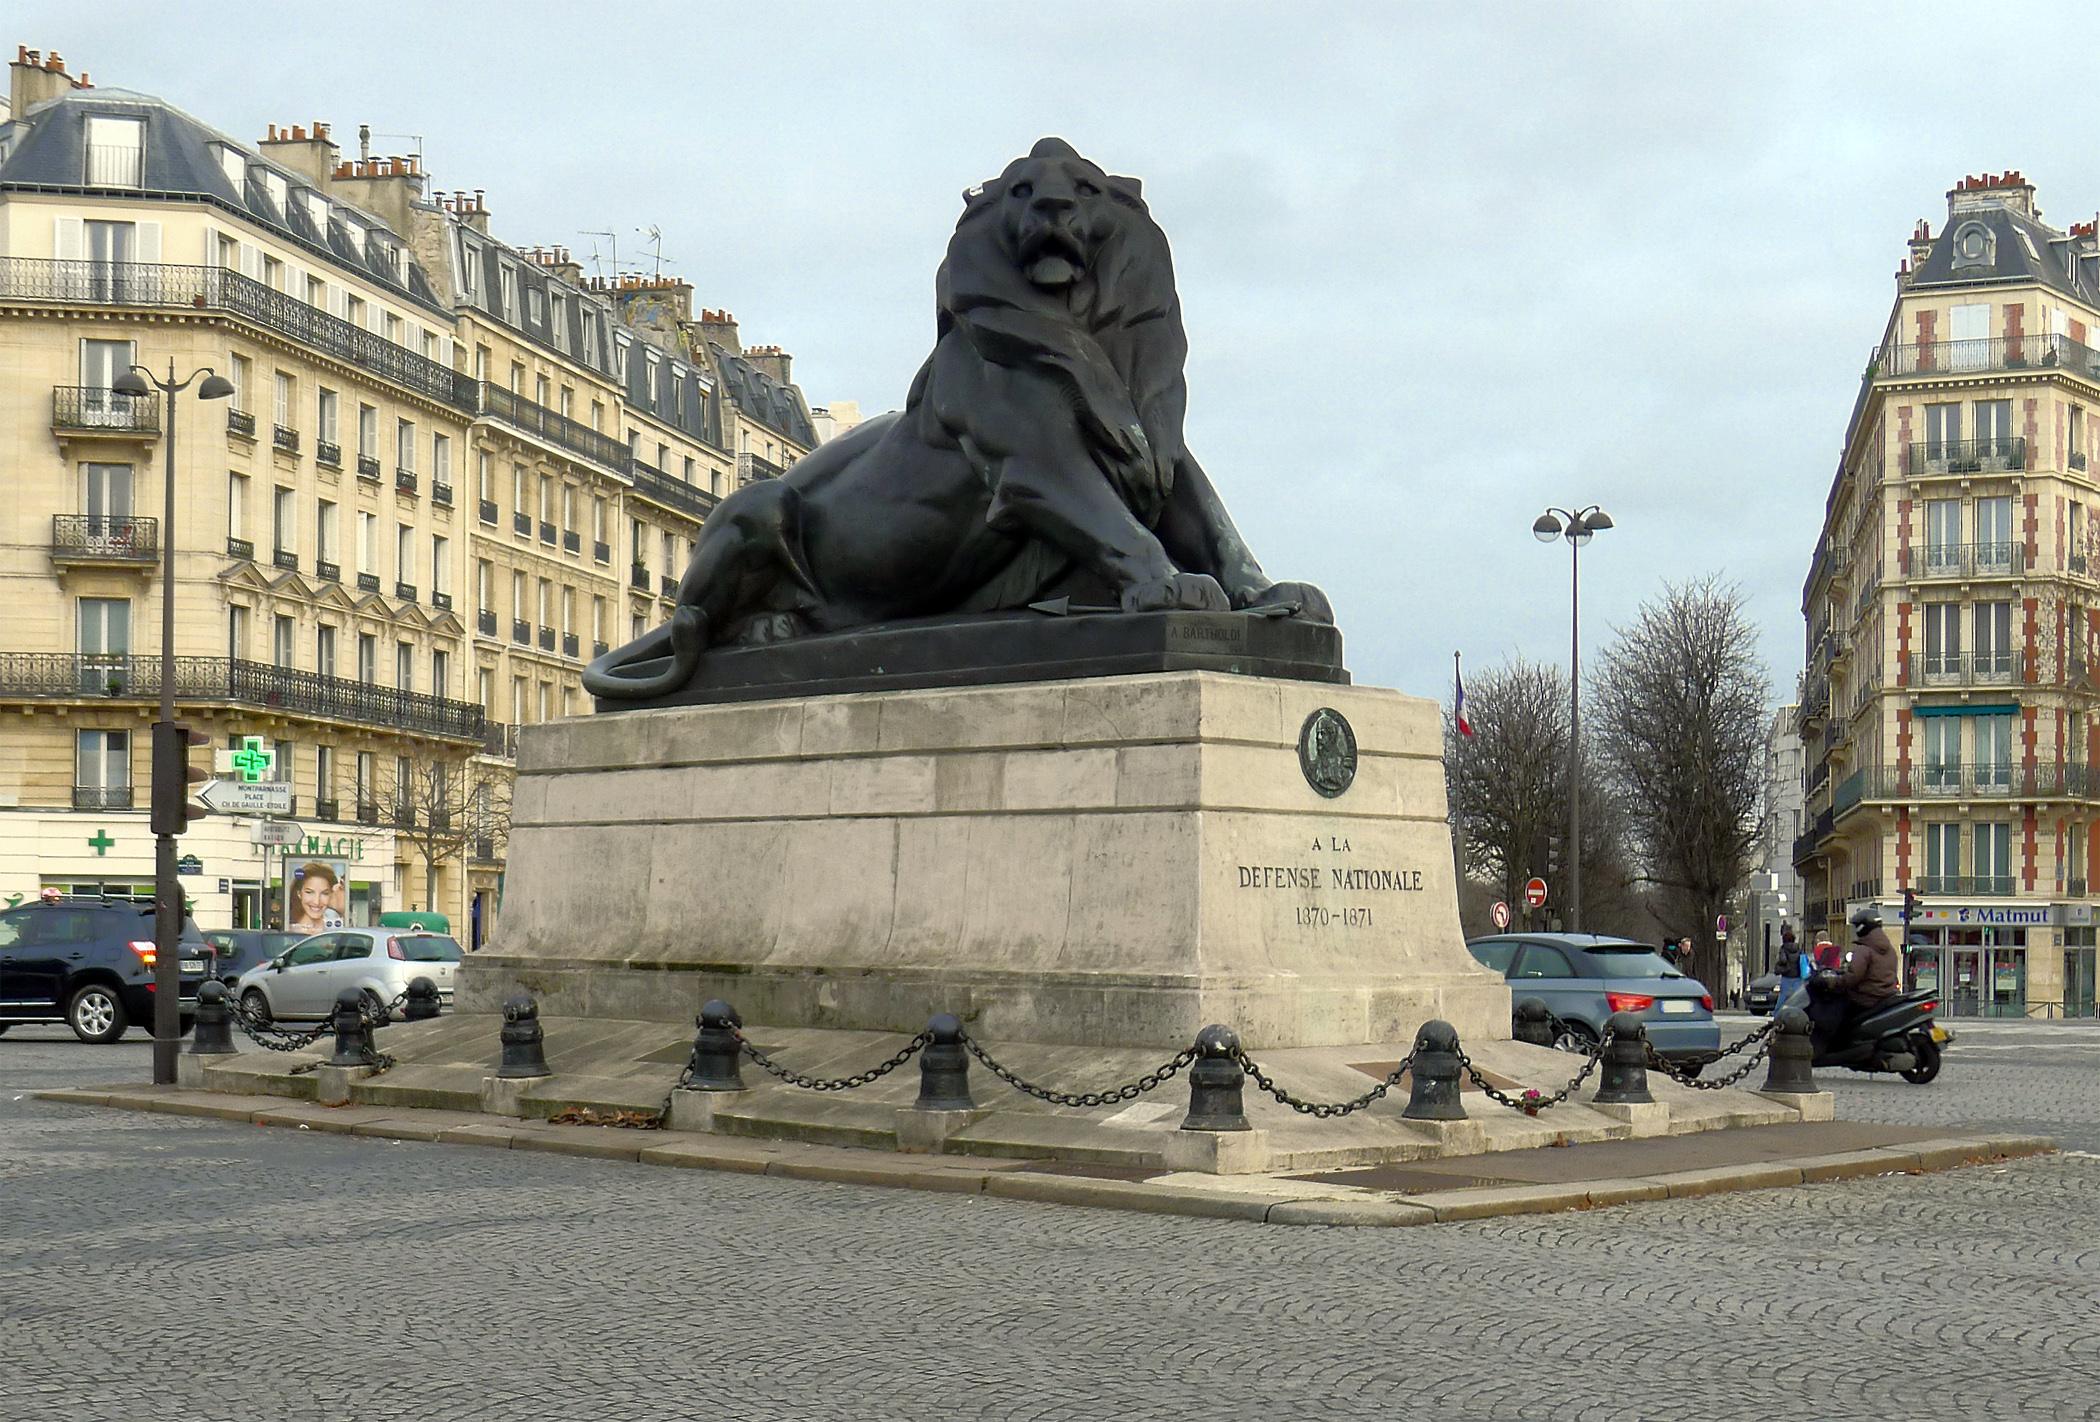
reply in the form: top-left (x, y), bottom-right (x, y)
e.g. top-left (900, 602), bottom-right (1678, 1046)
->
top-left (1849, 903), bottom-right (1884, 938)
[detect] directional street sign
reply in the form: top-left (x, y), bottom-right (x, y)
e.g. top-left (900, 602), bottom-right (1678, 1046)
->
top-left (198, 779), bottom-right (293, 816)
top-left (250, 819), bottom-right (305, 847)
top-left (1523, 877), bottom-right (1549, 909)
top-left (1490, 900), bottom-right (1512, 930)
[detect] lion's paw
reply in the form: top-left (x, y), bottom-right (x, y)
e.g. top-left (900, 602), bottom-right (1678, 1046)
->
top-left (1241, 580), bottom-right (1334, 625)
top-left (1121, 571), bottom-right (1230, 614)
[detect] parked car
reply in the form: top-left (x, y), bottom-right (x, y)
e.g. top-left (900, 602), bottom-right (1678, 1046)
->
top-left (0, 897), bottom-right (206, 1043)
top-left (1466, 932), bottom-right (1722, 1072)
top-left (1743, 973), bottom-right (1783, 1015)
top-left (233, 928), bottom-right (462, 1024)
top-left (199, 929), bottom-right (302, 988)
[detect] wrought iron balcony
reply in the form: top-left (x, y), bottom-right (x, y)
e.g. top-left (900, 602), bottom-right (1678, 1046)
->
top-left (316, 440), bottom-right (342, 468)
top-left (471, 381), bottom-right (629, 473)
top-left (1851, 762), bottom-right (2100, 802)
top-left (432, 591), bottom-right (453, 612)
top-left (0, 259), bottom-right (473, 409)
top-left (562, 530), bottom-right (581, 554)
top-left (395, 468), bottom-right (418, 495)
top-left (511, 618), bottom-right (530, 646)
top-left (314, 559), bottom-right (340, 583)
top-left (512, 512), bottom-right (532, 537)
top-left (314, 797), bottom-right (340, 822)
top-left (630, 563), bottom-right (649, 591)
top-left (473, 838), bottom-right (498, 862)
top-left (1907, 650), bottom-right (2025, 688)
top-left (562, 632), bottom-right (580, 659)
top-left (660, 574), bottom-right (678, 599)
top-left (272, 548), bottom-right (299, 571)
top-left (52, 514), bottom-right (158, 564)
top-left (227, 408), bottom-right (256, 438)
top-left (226, 536), bottom-right (254, 561)
top-left (593, 640), bottom-right (608, 660)
top-left (395, 581), bottom-right (418, 603)
top-left (1878, 333), bottom-right (2100, 381)
top-left (357, 454), bottom-right (381, 481)
top-left (356, 798), bottom-right (380, 825)
top-left (478, 498), bottom-right (499, 525)
top-left (538, 625), bottom-right (556, 652)
top-left (477, 609), bottom-right (497, 637)
top-left (737, 452), bottom-right (784, 486)
top-left (272, 425), bottom-right (299, 454)
top-left (433, 482), bottom-right (454, 508)
top-left (538, 520), bottom-right (556, 546)
top-left (481, 722), bottom-right (518, 759)
top-left (357, 572), bottom-right (380, 593)
top-left (631, 460), bottom-right (719, 521)
top-left (72, 785), bottom-right (133, 810)
top-left (52, 385), bottom-right (159, 436)
top-left (0, 652), bottom-right (485, 740)
top-left (593, 539), bottom-right (611, 564)
top-left (1918, 874), bottom-right (2017, 897)
top-left (1903, 437), bottom-right (2027, 477)
top-left (1899, 541), bottom-right (2026, 579)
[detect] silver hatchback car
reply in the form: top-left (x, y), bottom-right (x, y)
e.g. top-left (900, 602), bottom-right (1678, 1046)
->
top-left (233, 928), bottom-right (461, 1024)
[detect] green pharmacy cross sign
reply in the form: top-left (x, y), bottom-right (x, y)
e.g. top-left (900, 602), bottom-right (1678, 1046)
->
top-left (230, 737), bottom-right (273, 783)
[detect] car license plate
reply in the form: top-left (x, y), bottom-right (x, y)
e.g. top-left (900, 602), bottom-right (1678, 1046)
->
top-left (1658, 999), bottom-right (1695, 1014)
top-left (180, 959), bottom-right (206, 974)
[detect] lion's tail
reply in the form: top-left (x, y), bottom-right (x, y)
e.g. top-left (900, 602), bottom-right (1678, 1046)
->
top-left (581, 604), bottom-right (707, 701)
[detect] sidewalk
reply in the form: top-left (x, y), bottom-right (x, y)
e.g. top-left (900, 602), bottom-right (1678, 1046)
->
top-left (36, 1084), bottom-right (2052, 1227)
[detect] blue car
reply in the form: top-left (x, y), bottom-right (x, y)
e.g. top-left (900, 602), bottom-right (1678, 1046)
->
top-left (1466, 932), bottom-right (1722, 1073)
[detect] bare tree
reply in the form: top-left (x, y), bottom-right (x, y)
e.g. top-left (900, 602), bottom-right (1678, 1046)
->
top-left (385, 756), bottom-right (513, 914)
top-left (1443, 658), bottom-right (1638, 934)
top-left (1593, 578), bottom-right (1772, 994)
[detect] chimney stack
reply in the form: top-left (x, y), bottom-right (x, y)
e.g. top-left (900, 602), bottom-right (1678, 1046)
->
top-left (11, 44), bottom-right (89, 118)
top-left (697, 308), bottom-right (740, 355)
top-left (1948, 170), bottom-right (2038, 221)
top-left (257, 119), bottom-right (340, 189)
top-left (742, 343), bottom-right (792, 386)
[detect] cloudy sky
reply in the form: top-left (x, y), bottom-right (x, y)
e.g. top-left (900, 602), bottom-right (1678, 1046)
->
top-left (18, 2), bottom-right (2095, 699)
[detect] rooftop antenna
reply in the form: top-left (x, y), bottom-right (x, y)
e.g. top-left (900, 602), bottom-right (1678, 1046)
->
top-left (637, 225), bottom-right (675, 278)
top-left (581, 230), bottom-right (617, 283)
top-left (366, 129), bottom-right (428, 184)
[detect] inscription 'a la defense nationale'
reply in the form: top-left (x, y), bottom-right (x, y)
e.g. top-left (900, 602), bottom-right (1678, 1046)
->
top-left (1236, 864), bottom-right (1424, 892)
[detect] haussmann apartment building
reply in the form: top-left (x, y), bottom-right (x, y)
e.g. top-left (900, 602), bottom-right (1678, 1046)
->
top-left (0, 45), bottom-right (827, 942)
top-left (1794, 170), bottom-right (2100, 1019)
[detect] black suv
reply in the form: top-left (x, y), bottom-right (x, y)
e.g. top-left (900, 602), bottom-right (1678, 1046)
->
top-left (0, 898), bottom-right (206, 1043)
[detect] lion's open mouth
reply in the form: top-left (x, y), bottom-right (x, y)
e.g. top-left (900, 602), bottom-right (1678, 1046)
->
top-left (1020, 227), bottom-right (1088, 287)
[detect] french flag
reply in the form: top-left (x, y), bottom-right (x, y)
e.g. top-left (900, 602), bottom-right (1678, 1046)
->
top-left (1454, 655), bottom-right (1474, 738)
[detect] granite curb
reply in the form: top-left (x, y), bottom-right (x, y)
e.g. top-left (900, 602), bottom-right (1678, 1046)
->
top-left (34, 1086), bottom-right (2058, 1227)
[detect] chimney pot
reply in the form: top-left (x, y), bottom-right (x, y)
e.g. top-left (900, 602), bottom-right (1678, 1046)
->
top-left (46, 51), bottom-right (63, 71)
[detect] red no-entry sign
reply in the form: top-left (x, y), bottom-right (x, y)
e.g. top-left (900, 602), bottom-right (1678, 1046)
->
top-left (1524, 877), bottom-right (1549, 909)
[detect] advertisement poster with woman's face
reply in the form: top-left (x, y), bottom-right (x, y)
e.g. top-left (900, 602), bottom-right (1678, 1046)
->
top-left (285, 858), bottom-right (350, 935)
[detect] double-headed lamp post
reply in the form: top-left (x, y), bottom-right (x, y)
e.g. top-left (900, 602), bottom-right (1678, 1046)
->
top-left (113, 360), bottom-right (234, 1085)
top-left (1532, 504), bottom-right (1614, 934)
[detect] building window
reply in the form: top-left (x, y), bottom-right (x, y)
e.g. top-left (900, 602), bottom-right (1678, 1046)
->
top-left (396, 524), bottom-right (413, 584)
top-left (477, 559), bottom-right (493, 616)
top-left (396, 641), bottom-right (413, 691)
top-left (1921, 601), bottom-right (1961, 674)
top-left (355, 751), bottom-right (373, 809)
top-left (1977, 714), bottom-right (2014, 789)
top-left (432, 649), bottom-right (449, 698)
top-left (561, 586), bottom-right (575, 636)
top-left (1949, 303), bottom-right (1990, 369)
top-left (478, 451), bottom-right (495, 504)
top-left (316, 500), bottom-right (336, 566)
top-left (76, 729), bottom-right (130, 798)
top-left (358, 403), bottom-right (378, 459)
top-left (498, 263), bottom-right (516, 321)
top-left (228, 353), bottom-right (251, 413)
top-left (227, 605), bottom-right (248, 660)
top-left (227, 473), bottom-right (248, 541)
top-left (273, 487), bottom-right (295, 556)
top-left (432, 535), bottom-right (450, 599)
top-left (357, 510), bottom-right (378, 577)
top-left (1975, 399), bottom-right (2014, 450)
top-left (1922, 717), bottom-right (1960, 790)
top-left (273, 372), bottom-right (294, 430)
top-left (1923, 822), bottom-right (1960, 883)
top-left (1974, 601), bottom-right (2014, 679)
top-left (512, 570), bottom-right (527, 620)
top-left (316, 624), bottom-right (336, 679)
top-left (77, 597), bottom-right (129, 667)
top-left (432, 434), bottom-right (451, 486)
top-left (396, 418), bottom-right (415, 471)
top-left (272, 614), bottom-right (295, 668)
top-left (513, 464), bottom-right (529, 513)
top-left (316, 387), bottom-right (338, 446)
top-left (316, 745), bottom-right (334, 800)
top-left (535, 373), bottom-right (550, 408)
top-left (84, 115), bottom-right (143, 187)
top-left (357, 633), bottom-right (376, 685)
top-left (1976, 822), bottom-right (2013, 891)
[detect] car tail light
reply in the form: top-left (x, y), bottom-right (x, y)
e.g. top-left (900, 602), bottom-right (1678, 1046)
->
top-left (130, 940), bottom-right (156, 967)
top-left (1605, 992), bottom-right (1654, 1013)
top-left (388, 942), bottom-right (407, 960)
top-left (1700, 994), bottom-right (1714, 1011)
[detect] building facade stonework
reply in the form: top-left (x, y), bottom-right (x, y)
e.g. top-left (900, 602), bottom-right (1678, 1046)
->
top-left (0, 45), bottom-right (827, 939)
top-left (1795, 170), bottom-right (2100, 1018)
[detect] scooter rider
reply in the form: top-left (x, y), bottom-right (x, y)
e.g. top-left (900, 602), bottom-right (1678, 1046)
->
top-left (1840, 906), bottom-right (1903, 1011)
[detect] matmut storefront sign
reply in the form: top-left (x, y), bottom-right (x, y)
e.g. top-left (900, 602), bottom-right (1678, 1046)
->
top-left (1857, 900), bottom-right (2053, 928)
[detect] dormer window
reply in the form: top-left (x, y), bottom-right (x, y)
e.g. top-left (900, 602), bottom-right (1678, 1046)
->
top-left (215, 145), bottom-right (245, 190)
top-left (85, 115), bottom-right (143, 188)
top-left (301, 191), bottom-right (329, 229)
top-left (260, 169), bottom-right (288, 210)
top-left (1952, 221), bottom-right (1995, 271)
top-left (343, 222), bottom-right (366, 258)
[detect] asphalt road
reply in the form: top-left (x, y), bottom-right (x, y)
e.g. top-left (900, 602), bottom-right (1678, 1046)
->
top-left (3, 1019), bottom-right (2098, 1421)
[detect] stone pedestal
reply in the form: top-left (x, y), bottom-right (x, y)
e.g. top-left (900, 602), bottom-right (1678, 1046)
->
top-left (469, 672), bottom-right (1510, 1051)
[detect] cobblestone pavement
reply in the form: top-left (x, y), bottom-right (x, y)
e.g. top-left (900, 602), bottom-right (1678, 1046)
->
top-left (3, 1022), bottom-right (2098, 1421)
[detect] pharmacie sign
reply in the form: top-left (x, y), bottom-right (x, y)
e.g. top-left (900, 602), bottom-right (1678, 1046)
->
top-left (294, 834), bottom-right (369, 863)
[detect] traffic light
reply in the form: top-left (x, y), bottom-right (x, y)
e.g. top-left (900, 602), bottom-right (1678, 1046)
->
top-left (150, 720), bottom-right (211, 835)
top-left (1902, 885), bottom-right (1921, 926)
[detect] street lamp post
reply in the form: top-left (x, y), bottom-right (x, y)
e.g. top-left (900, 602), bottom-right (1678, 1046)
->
top-left (113, 360), bottom-right (233, 1085)
top-left (1532, 504), bottom-right (1613, 934)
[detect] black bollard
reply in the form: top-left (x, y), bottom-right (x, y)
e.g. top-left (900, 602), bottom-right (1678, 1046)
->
top-left (496, 994), bottom-right (551, 1079)
top-left (1401, 1020), bottom-right (1468, 1121)
top-left (1592, 1011), bottom-right (1654, 1105)
top-left (915, 1013), bottom-right (974, 1111)
top-left (683, 998), bottom-right (745, 1091)
top-left (402, 976), bottom-right (442, 1022)
top-left (1512, 997), bottom-right (1555, 1049)
top-left (326, 988), bottom-right (371, 1067)
top-left (1761, 1005), bottom-right (1818, 1094)
top-left (1180, 1024), bottom-right (1251, 1132)
top-left (187, 981), bottom-right (237, 1056)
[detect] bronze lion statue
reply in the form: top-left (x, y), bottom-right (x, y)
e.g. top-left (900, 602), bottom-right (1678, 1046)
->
top-left (585, 137), bottom-right (1331, 700)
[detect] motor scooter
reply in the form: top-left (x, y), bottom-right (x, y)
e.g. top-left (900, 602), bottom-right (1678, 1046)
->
top-left (1788, 972), bottom-right (1953, 1084)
